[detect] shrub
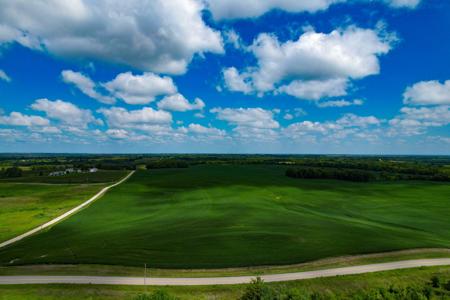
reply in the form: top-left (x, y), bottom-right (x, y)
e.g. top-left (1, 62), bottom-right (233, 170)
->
top-left (240, 277), bottom-right (275, 300)
top-left (430, 275), bottom-right (441, 288)
top-left (133, 290), bottom-right (178, 300)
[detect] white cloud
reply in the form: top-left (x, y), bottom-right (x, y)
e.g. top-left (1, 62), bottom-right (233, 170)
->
top-left (0, 0), bottom-right (223, 74)
top-left (283, 113), bottom-right (382, 142)
top-left (106, 129), bottom-right (129, 139)
top-left (157, 93), bottom-right (205, 112)
top-left (62, 70), bottom-right (115, 104)
top-left (277, 79), bottom-right (348, 100)
top-left (223, 29), bottom-right (244, 49)
top-left (211, 107), bottom-right (279, 129)
top-left (388, 106), bottom-right (450, 136)
top-left (103, 72), bottom-right (177, 105)
top-left (31, 98), bottom-right (101, 128)
top-left (206, 0), bottom-right (343, 20)
top-left (222, 26), bottom-right (394, 102)
top-left (206, 0), bottom-right (420, 20)
top-left (284, 113), bottom-right (294, 120)
top-left (403, 80), bottom-right (450, 106)
top-left (0, 111), bottom-right (49, 127)
top-left (317, 99), bottom-right (364, 108)
top-left (222, 67), bottom-right (252, 94)
top-left (98, 107), bottom-right (172, 128)
top-left (386, 0), bottom-right (420, 8)
top-left (249, 27), bottom-right (393, 92)
top-left (336, 113), bottom-right (381, 127)
top-left (0, 69), bottom-right (11, 82)
top-left (184, 123), bottom-right (226, 136)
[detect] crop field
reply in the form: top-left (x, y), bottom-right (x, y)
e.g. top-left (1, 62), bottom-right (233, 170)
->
top-left (1, 165), bottom-right (449, 268)
top-left (0, 183), bottom-right (106, 243)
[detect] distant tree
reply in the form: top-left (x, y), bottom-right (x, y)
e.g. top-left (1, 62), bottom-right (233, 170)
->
top-left (239, 277), bottom-right (275, 300)
top-left (2, 167), bottom-right (22, 178)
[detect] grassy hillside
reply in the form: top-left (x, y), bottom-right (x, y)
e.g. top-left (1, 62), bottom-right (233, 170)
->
top-left (1, 165), bottom-right (449, 268)
top-left (0, 183), bottom-right (107, 242)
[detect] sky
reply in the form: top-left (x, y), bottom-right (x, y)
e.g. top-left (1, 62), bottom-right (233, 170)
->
top-left (0, 0), bottom-right (449, 154)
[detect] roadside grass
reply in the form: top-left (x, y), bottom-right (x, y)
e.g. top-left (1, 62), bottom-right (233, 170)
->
top-left (0, 248), bottom-right (449, 277)
top-left (0, 170), bottom-right (128, 184)
top-left (0, 183), bottom-right (107, 243)
top-left (1, 165), bottom-right (449, 268)
top-left (0, 265), bottom-right (449, 299)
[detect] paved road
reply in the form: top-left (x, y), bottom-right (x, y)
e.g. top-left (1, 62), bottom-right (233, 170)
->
top-left (0, 171), bottom-right (135, 249)
top-left (1, 258), bottom-right (449, 286)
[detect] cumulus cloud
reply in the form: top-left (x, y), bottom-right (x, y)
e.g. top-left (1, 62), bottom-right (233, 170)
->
top-left (403, 80), bottom-right (450, 106)
top-left (211, 107), bottom-right (279, 129)
top-left (31, 98), bottom-right (101, 128)
top-left (62, 70), bottom-right (115, 104)
top-left (98, 107), bottom-right (172, 128)
top-left (283, 113), bottom-right (382, 142)
top-left (0, 0), bottom-right (223, 74)
top-left (0, 111), bottom-right (49, 127)
top-left (386, 0), bottom-right (420, 8)
top-left (222, 67), bottom-right (252, 94)
top-left (106, 129), bottom-right (129, 139)
top-left (388, 106), bottom-right (450, 136)
top-left (206, 0), bottom-right (420, 20)
top-left (0, 69), bottom-right (11, 82)
top-left (251, 27), bottom-right (393, 91)
top-left (317, 99), bottom-right (364, 108)
top-left (183, 123), bottom-right (226, 137)
top-left (223, 26), bottom-right (394, 102)
top-left (157, 94), bottom-right (205, 112)
top-left (277, 79), bottom-right (348, 100)
top-left (103, 72), bottom-right (177, 105)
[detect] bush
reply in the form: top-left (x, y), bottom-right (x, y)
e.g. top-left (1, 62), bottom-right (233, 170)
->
top-left (240, 277), bottom-right (275, 300)
top-left (133, 290), bottom-right (178, 300)
top-left (430, 275), bottom-right (440, 288)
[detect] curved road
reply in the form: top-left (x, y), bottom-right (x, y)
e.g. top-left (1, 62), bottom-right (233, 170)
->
top-left (1, 258), bottom-right (449, 286)
top-left (0, 171), bottom-right (135, 249)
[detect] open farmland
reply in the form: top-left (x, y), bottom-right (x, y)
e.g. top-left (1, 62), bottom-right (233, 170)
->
top-left (1, 164), bottom-right (449, 268)
top-left (0, 183), bottom-right (106, 243)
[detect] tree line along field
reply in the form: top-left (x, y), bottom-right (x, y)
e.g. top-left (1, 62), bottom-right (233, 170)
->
top-left (1, 164), bottom-right (449, 268)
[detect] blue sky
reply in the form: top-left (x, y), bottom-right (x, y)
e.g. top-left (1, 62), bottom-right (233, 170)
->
top-left (0, 0), bottom-right (449, 154)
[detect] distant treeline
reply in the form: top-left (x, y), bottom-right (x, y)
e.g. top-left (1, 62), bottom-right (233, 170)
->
top-left (286, 167), bottom-right (374, 182)
top-left (1, 154), bottom-right (449, 181)
top-left (286, 166), bottom-right (450, 182)
top-left (146, 159), bottom-right (189, 169)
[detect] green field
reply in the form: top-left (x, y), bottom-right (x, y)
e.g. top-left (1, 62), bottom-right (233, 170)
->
top-left (1, 165), bottom-right (449, 268)
top-left (0, 183), bottom-right (106, 243)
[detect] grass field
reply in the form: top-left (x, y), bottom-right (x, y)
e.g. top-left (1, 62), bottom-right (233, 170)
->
top-left (0, 182), bottom-right (110, 243)
top-left (1, 165), bottom-right (449, 268)
top-left (0, 266), bottom-right (449, 299)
